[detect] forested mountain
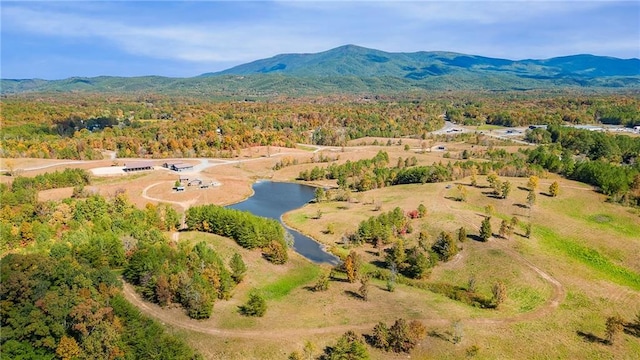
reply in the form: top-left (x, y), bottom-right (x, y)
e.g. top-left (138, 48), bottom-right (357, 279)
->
top-left (2, 45), bottom-right (639, 95)
top-left (206, 45), bottom-right (640, 79)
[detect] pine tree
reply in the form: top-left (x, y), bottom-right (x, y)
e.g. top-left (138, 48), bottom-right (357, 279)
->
top-left (239, 292), bottom-right (267, 317)
top-left (480, 217), bottom-right (492, 242)
top-left (432, 231), bottom-right (458, 261)
top-left (229, 253), bottom-right (247, 283)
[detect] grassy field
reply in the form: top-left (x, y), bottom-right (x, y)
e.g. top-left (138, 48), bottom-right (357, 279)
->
top-left (20, 141), bottom-right (640, 359)
top-left (167, 169), bottom-right (639, 358)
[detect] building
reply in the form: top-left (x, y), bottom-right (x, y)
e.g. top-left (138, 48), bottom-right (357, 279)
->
top-left (171, 163), bottom-right (194, 172)
top-left (123, 162), bottom-right (154, 172)
top-left (162, 162), bottom-right (194, 172)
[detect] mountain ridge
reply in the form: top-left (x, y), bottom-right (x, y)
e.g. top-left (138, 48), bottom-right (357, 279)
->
top-left (202, 45), bottom-right (640, 79)
top-left (2, 45), bottom-right (639, 95)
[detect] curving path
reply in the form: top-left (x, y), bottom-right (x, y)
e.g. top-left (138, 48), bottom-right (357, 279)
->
top-left (123, 183), bottom-right (566, 338)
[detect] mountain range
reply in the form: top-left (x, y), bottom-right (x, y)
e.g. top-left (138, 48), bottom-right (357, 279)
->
top-left (3, 45), bottom-right (639, 95)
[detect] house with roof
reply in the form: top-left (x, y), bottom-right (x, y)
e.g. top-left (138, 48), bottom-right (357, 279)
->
top-left (123, 162), bottom-right (154, 172)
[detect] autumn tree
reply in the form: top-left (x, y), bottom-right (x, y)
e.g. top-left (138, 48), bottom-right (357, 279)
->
top-left (487, 173), bottom-right (499, 188)
top-left (549, 181), bottom-right (560, 197)
top-left (480, 217), bottom-right (492, 242)
top-left (492, 281), bottom-right (507, 308)
top-left (56, 336), bottom-right (81, 360)
top-left (344, 250), bottom-right (362, 283)
top-left (456, 184), bottom-right (468, 202)
top-left (527, 175), bottom-right (539, 191)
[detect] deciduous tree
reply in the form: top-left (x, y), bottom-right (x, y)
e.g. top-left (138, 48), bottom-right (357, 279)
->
top-left (492, 281), bottom-right (507, 308)
top-left (549, 181), bottom-right (560, 197)
top-left (344, 250), bottom-right (361, 283)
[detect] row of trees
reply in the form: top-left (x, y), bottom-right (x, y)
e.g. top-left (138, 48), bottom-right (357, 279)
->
top-left (185, 204), bottom-right (289, 264)
top-left (290, 318), bottom-right (428, 360)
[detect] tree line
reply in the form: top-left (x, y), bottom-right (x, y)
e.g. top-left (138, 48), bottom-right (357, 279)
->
top-left (186, 204), bottom-right (289, 264)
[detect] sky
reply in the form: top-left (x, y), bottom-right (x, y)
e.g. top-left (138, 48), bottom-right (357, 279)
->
top-left (2, 1), bottom-right (639, 80)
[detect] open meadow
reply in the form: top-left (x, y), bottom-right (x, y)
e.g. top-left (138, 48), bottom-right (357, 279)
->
top-left (3, 133), bottom-right (639, 359)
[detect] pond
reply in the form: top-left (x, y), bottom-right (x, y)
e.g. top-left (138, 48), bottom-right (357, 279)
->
top-left (227, 180), bottom-right (340, 265)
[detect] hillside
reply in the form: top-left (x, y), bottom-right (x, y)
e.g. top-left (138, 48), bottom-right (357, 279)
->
top-left (205, 44), bottom-right (640, 79)
top-left (2, 45), bottom-right (639, 95)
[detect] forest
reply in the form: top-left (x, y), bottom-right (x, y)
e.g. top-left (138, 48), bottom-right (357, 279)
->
top-left (2, 93), bottom-right (639, 159)
top-left (2, 90), bottom-right (640, 359)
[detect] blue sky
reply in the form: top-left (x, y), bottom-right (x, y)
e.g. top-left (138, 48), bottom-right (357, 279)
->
top-left (2, 1), bottom-right (639, 79)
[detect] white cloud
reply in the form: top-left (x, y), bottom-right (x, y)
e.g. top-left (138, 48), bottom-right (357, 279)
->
top-left (2, 4), bottom-right (332, 64)
top-left (2, 0), bottom-right (637, 73)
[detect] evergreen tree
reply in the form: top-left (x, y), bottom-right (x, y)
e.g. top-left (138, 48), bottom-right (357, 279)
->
top-left (239, 292), bottom-right (267, 317)
top-left (432, 231), bottom-right (458, 261)
top-left (229, 253), bottom-right (247, 283)
top-left (326, 331), bottom-right (369, 360)
top-left (480, 217), bottom-right (492, 242)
